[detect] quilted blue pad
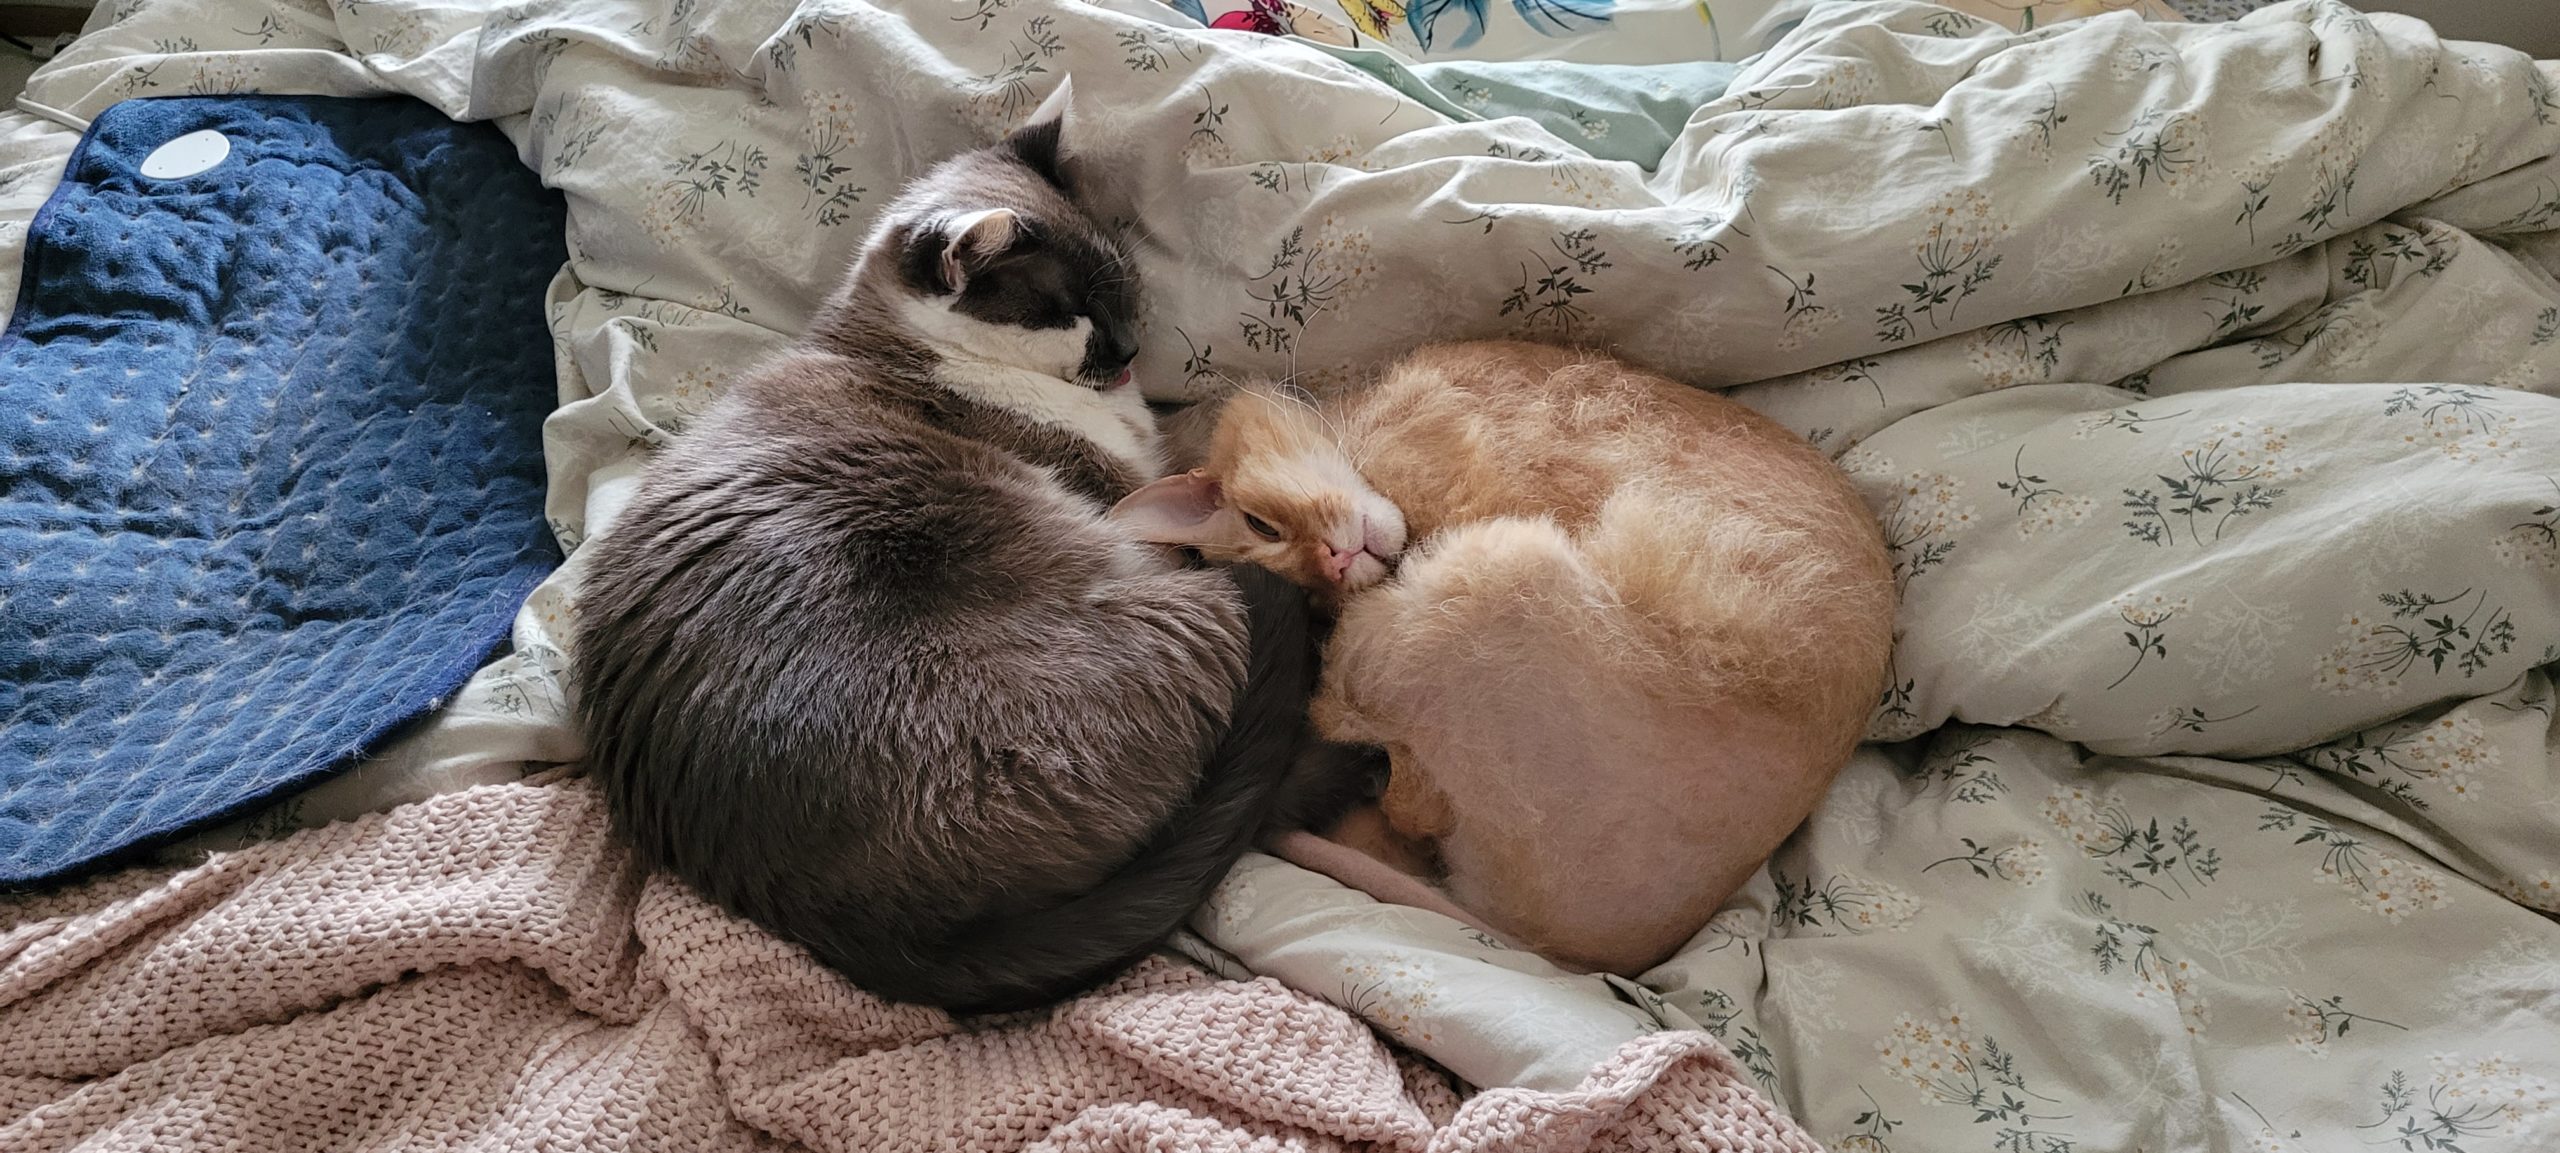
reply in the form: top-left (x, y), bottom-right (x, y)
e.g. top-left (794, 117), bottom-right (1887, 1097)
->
top-left (0, 96), bottom-right (565, 885)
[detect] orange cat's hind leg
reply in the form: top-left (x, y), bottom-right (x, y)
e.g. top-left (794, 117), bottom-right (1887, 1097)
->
top-left (1314, 517), bottom-right (1705, 974)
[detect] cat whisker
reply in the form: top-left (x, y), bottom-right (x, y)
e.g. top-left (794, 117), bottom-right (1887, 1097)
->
top-left (1272, 324), bottom-right (1342, 458)
top-left (1090, 247), bottom-right (1139, 290)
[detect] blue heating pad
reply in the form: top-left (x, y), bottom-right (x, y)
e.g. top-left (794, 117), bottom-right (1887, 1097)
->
top-left (0, 96), bottom-right (565, 884)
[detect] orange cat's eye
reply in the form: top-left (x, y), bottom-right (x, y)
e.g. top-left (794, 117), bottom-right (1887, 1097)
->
top-left (1242, 512), bottom-right (1281, 540)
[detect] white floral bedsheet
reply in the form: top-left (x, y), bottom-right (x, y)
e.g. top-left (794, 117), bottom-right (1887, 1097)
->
top-left (11, 0), bottom-right (2559, 1148)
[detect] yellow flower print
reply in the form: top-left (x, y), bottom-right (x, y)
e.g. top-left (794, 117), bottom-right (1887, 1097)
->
top-left (2502, 870), bottom-right (2560, 913)
top-left (1334, 0), bottom-right (1405, 40)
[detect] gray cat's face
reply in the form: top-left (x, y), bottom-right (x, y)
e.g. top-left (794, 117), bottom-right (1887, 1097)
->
top-left (878, 86), bottom-right (1140, 387)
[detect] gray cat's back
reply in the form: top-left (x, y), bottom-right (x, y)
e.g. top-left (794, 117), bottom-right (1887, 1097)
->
top-left (584, 350), bottom-right (1242, 922)
top-left (576, 85), bottom-right (1326, 1014)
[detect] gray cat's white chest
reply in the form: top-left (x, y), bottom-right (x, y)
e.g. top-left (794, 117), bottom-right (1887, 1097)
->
top-left (931, 360), bottom-right (1164, 480)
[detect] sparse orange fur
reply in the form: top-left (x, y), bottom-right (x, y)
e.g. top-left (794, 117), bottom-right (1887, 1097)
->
top-left (1202, 341), bottom-right (1897, 975)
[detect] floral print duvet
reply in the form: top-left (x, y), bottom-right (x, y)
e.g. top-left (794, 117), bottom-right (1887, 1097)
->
top-left (11, 0), bottom-right (2557, 1148)
top-left (1153, 4), bottom-right (2560, 1147)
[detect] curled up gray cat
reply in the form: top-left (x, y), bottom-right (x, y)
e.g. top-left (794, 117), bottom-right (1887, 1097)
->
top-left (572, 81), bottom-right (1325, 1014)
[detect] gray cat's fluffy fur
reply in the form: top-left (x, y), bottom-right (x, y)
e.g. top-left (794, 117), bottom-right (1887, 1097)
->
top-left (573, 91), bottom-right (1320, 1014)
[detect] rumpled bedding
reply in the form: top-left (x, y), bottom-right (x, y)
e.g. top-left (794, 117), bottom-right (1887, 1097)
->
top-left (0, 770), bottom-right (1824, 1152)
top-left (3, 0), bottom-right (2558, 1149)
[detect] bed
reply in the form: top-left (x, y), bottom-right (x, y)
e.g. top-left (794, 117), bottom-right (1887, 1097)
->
top-left (3, 0), bottom-right (2556, 1149)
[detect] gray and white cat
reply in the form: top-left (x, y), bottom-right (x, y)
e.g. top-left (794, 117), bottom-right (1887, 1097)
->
top-left (573, 82), bottom-right (1324, 1014)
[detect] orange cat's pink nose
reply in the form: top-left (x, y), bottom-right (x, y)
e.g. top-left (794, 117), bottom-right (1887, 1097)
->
top-left (1321, 545), bottom-right (1360, 582)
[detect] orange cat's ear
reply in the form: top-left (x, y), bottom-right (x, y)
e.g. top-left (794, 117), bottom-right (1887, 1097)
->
top-left (1108, 470), bottom-right (1251, 548)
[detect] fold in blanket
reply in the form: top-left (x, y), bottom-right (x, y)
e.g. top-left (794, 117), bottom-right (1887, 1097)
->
top-left (0, 774), bottom-right (1816, 1152)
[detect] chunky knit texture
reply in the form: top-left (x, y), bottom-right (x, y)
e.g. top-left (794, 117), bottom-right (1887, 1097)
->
top-left (0, 774), bottom-right (1819, 1152)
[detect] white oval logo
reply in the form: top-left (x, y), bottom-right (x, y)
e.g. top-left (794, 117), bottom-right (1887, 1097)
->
top-left (140, 129), bottom-right (232, 179)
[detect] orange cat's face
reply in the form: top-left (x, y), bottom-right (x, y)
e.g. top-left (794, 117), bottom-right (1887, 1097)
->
top-left (1107, 388), bottom-right (1406, 597)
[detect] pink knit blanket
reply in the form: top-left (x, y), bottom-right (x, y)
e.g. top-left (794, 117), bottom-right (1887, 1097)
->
top-left (0, 774), bottom-right (1820, 1151)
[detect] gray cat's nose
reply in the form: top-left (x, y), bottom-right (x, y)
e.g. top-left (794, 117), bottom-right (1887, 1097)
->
top-left (1100, 327), bottom-right (1138, 371)
top-left (1083, 323), bottom-right (1139, 385)
top-left (1095, 308), bottom-right (1139, 360)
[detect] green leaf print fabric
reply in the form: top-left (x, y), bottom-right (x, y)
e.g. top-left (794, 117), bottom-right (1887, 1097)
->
top-left (1850, 381), bottom-right (2560, 757)
top-left (10, 0), bottom-right (2556, 1148)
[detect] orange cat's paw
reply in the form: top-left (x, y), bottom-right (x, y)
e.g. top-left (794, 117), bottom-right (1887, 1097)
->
top-left (1326, 802), bottom-right (1443, 879)
top-left (1378, 755), bottom-right (1456, 841)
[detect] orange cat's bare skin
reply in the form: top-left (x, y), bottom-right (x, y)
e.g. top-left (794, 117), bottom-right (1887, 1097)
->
top-left (1114, 341), bottom-right (1897, 975)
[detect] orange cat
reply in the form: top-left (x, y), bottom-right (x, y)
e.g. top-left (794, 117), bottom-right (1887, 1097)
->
top-left (1112, 341), bottom-right (1895, 974)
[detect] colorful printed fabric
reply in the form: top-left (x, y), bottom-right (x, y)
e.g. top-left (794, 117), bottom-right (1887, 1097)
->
top-left (1163, 0), bottom-right (2186, 62)
top-left (1167, 0), bottom-right (1769, 62)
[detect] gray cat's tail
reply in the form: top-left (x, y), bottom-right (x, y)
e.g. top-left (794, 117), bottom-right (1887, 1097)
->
top-left (878, 564), bottom-right (1320, 1015)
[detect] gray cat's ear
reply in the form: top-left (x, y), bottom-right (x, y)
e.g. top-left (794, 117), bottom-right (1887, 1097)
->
top-left (1006, 76), bottom-right (1074, 188)
top-left (1108, 470), bottom-right (1250, 548)
top-left (937, 208), bottom-right (1019, 293)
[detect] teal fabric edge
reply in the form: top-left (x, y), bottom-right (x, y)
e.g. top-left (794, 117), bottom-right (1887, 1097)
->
top-left (1288, 38), bottom-right (1489, 124)
top-left (1288, 36), bottom-right (1739, 171)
